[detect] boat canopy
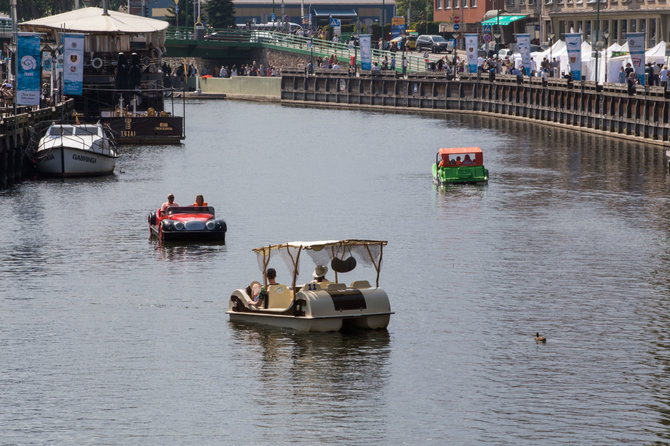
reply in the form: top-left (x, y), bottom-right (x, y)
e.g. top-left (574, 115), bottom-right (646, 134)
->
top-left (20, 7), bottom-right (169, 34)
top-left (438, 147), bottom-right (483, 155)
top-left (253, 239), bottom-right (387, 289)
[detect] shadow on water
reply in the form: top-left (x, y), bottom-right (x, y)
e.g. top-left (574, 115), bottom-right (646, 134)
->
top-left (149, 239), bottom-right (227, 262)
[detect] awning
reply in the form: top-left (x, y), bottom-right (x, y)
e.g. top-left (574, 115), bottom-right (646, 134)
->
top-left (481, 15), bottom-right (527, 26)
top-left (312, 9), bottom-right (358, 18)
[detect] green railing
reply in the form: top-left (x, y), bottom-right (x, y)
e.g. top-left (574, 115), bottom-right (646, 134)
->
top-left (166, 27), bottom-right (433, 73)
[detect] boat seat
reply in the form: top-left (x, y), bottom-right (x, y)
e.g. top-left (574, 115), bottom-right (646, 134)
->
top-left (266, 284), bottom-right (294, 309)
top-left (350, 280), bottom-right (371, 289)
top-left (326, 283), bottom-right (347, 291)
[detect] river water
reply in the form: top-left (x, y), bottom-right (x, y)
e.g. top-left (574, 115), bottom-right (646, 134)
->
top-left (1, 100), bottom-right (669, 444)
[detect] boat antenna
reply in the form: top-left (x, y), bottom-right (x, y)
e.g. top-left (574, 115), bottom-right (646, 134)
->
top-left (102, 0), bottom-right (109, 16)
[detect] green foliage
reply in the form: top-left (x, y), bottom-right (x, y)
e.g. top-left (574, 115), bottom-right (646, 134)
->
top-left (412, 21), bottom-right (443, 35)
top-left (205, 0), bottom-right (235, 29)
top-left (166, 0), bottom-right (187, 26)
top-left (0, 0), bottom-right (74, 21)
top-left (395, 0), bottom-right (433, 25)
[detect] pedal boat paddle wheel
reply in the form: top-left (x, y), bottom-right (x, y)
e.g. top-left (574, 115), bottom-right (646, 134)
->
top-left (227, 240), bottom-right (393, 332)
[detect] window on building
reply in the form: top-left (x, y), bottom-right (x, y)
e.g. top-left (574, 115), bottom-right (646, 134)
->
top-left (446, 0), bottom-right (451, 7)
top-left (463, 0), bottom-right (468, 7)
top-left (506, 0), bottom-right (515, 7)
top-left (472, 0), bottom-right (477, 6)
top-left (436, 0), bottom-right (441, 9)
top-left (630, 20), bottom-right (636, 32)
top-left (454, 0), bottom-right (459, 8)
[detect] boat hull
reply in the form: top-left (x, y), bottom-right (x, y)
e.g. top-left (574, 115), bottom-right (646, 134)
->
top-left (432, 163), bottom-right (489, 185)
top-left (37, 146), bottom-right (117, 177)
top-left (150, 224), bottom-right (226, 243)
top-left (100, 116), bottom-right (184, 144)
top-left (227, 285), bottom-right (392, 332)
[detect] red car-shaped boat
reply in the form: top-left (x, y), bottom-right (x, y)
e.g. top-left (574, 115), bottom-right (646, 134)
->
top-left (148, 206), bottom-right (227, 242)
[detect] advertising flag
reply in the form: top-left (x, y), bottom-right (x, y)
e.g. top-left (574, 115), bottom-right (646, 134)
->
top-left (516, 33), bottom-right (531, 76)
top-left (465, 34), bottom-right (478, 73)
top-left (627, 32), bottom-right (645, 85)
top-left (360, 34), bottom-right (372, 70)
top-left (17, 33), bottom-right (41, 106)
top-left (565, 33), bottom-right (582, 81)
top-left (63, 33), bottom-right (85, 95)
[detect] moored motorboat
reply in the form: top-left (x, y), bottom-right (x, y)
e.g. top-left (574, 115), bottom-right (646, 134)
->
top-left (227, 240), bottom-right (392, 332)
top-left (35, 123), bottom-right (118, 177)
top-left (432, 147), bottom-right (489, 185)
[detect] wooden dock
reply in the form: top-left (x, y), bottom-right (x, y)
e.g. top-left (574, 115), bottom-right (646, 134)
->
top-left (0, 100), bottom-right (74, 189)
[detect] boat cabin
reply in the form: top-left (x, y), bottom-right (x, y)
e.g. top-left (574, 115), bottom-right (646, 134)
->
top-left (437, 147), bottom-right (484, 167)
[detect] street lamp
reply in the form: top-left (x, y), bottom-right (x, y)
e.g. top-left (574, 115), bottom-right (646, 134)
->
top-left (603, 31), bottom-right (610, 83)
top-left (547, 32), bottom-right (555, 77)
top-left (594, 0), bottom-right (601, 84)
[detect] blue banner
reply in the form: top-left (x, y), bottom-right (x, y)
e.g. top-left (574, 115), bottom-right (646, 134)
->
top-left (627, 32), bottom-right (646, 85)
top-left (516, 33), bottom-right (531, 76)
top-left (63, 33), bottom-right (85, 95)
top-left (565, 33), bottom-right (582, 81)
top-left (360, 34), bottom-right (372, 71)
top-left (465, 34), bottom-right (478, 73)
top-left (17, 33), bottom-right (41, 106)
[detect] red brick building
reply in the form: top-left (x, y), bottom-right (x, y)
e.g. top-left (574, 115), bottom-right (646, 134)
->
top-left (433, 0), bottom-right (497, 32)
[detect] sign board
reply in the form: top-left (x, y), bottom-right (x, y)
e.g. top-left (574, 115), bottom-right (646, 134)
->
top-left (329, 18), bottom-right (341, 27)
top-left (453, 16), bottom-right (460, 24)
top-left (483, 24), bottom-right (492, 33)
top-left (453, 23), bottom-right (460, 31)
top-left (391, 17), bottom-right (405, 27)
top-left (483, 33), bottom-right (492, 42)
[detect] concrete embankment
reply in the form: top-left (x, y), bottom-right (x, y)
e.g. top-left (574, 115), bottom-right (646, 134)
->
top-left (279, 69), bottom-right (670, 148)
top-left (198, 77), bottom-right (281, 102)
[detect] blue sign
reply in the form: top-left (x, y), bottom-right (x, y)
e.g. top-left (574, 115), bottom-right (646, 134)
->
top-left (329, 18), bottom-right (341, 27)
top-left (453, 23), bottom-right (460, 31)
top-left (17, 33), bottom-right (41, 106)
top-left (359, 34), bottom-right (372, 70)
top-left (483, 24), bottom-right (492, 33)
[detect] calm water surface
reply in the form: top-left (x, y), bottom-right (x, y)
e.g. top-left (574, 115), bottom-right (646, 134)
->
top-left (1, 101), bottom-right (669, 444)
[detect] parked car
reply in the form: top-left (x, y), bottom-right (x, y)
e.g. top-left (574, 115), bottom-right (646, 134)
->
top-left (416, 35), bottom-right (452, 54)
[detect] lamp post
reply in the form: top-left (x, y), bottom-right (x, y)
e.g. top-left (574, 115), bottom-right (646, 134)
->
top-left (603, 31), bottom-right (610, 83)
top-left (496, 0), bottom-right (500, 54)
top-left (593, 0), bottom-right (600, 85)
top-left (547, 32), bottom-right (555, 77)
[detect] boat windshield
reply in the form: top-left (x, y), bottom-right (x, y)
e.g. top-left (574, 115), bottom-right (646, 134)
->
top-left (165, 206), bottom-right (215, 216)
top-left (74, 126), bottom-right (101, 136)
top-left (49, 126), bottom-right (74, 136)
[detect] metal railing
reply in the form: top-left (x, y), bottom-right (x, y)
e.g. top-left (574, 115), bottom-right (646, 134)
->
top-left (166, 27), bottom-right (435, 73)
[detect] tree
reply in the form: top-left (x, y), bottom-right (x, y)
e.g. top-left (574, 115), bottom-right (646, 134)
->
top-left (395, 0), bottom-right (433, 26)
top-left (166, 0), bottom-right (187, 27)
top-left (205, 0), bottom-right (235, 29)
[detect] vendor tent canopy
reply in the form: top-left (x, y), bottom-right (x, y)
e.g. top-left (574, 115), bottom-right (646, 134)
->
top-left (20, 7), bottom-right (169, 34)
top-left (312, 9), bottom-right (358, 17)
top-left (481, 15), bottom-right (527, 26)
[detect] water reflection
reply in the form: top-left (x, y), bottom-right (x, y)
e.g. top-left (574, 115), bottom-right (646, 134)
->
top-left (150, 240), bottom-right (227, 262)
top-left (229, 325), bottom-right (391, 441)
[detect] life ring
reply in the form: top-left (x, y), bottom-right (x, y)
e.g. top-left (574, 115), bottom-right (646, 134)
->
top-left (91, 57), bottom-right (103, 70)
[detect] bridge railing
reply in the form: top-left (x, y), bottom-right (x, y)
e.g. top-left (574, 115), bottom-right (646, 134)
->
top-left (166, 27), bottom-right (433, 73)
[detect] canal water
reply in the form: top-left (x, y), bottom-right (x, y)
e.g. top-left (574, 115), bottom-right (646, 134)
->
top-left (1, 100), bottom-right (669, 444)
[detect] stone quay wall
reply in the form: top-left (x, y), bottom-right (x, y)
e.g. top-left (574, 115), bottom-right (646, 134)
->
top-left (280, 69), bottom-right (670, 147)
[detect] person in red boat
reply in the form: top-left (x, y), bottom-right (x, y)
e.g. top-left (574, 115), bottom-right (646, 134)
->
top-left (193, 194), bottom-right (208, 206)
top-left (160, 193), bottom-right (178, 212)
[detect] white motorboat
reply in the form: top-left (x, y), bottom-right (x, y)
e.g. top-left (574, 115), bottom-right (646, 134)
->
top-left (35, 123), bottom-right (118, 177)
top-left (227, 239), bottom-right (393, 332)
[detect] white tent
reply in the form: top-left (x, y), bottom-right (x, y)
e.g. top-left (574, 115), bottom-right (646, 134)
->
top-left (20, 7), bottom-right (168, 34)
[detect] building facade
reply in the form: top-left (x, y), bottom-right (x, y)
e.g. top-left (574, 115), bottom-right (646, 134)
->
top-left (232, 0), bottom-right (396, 28)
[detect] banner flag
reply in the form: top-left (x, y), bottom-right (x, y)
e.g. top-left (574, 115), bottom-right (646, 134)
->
top-left (360, 34), bottom-right (372, 70)
top-left (465, 34), bottom-right (478, 73)
top-left (516, 33), bottom-right (531, 76)
top-left (17, 33), bottom-right (41, 106)
top-left (63, 33), bottom-right (85, 95)
top-left (565, 33), bottom-right (582, 81)
top-left (627, 32), bottom-right (646, 85)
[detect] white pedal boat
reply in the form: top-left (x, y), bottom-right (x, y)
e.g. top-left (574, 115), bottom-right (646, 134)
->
top-left (227, 239), bottom-right (393, 332)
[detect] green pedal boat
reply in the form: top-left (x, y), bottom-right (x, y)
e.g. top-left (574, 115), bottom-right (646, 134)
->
top-left (432, 147), bottom-right (489, 184)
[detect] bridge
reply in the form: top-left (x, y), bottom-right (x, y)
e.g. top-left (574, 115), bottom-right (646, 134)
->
top-left (164, 28), bottom-right (432, 73)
